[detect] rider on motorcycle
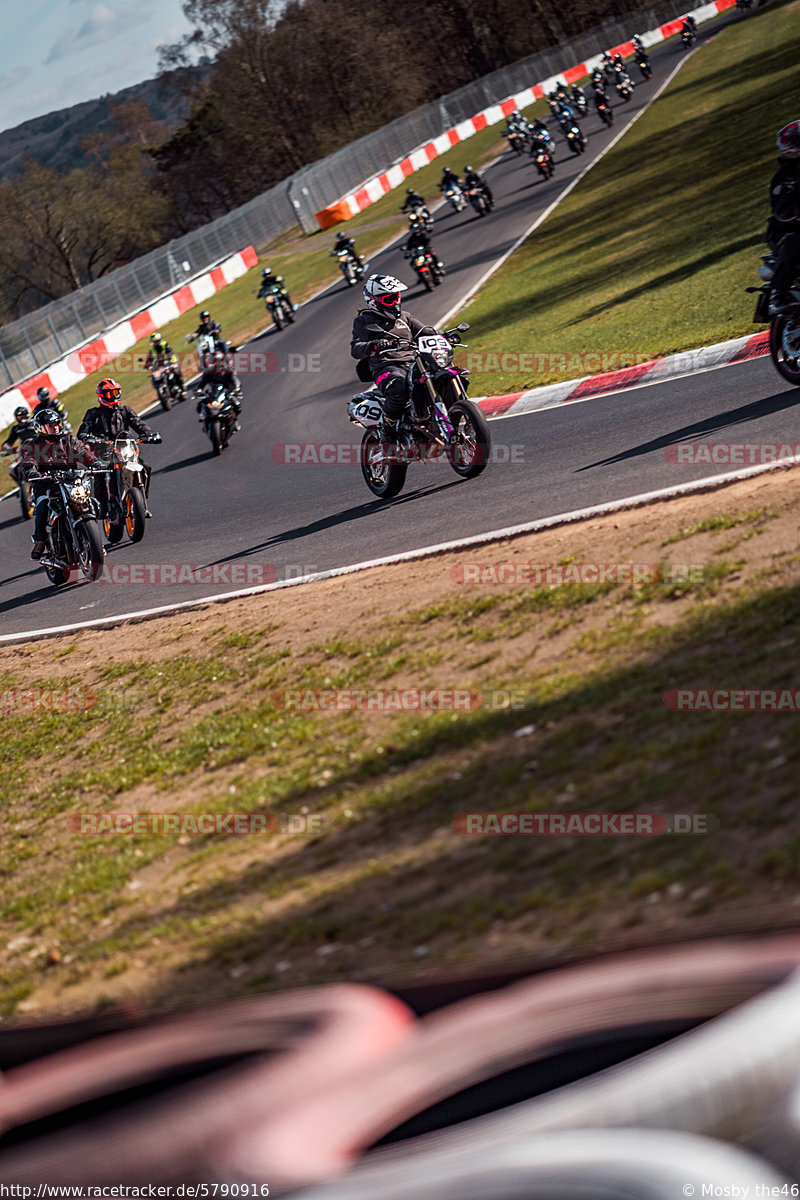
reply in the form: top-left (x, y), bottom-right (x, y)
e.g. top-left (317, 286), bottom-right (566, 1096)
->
top-left (32, 386), bottom-right (72, 433)
top-left (350, 275), bottom-right (435, 444)
top-left (400, 188), bottom-right (426, 214)
top-left (188, 311), bottom-right (229, 358)
top-left (20, 407), bottom-right (99, 559)
top-left (197, 352), bottom-right (243, 425)
top-left (403, 216), bottom-right (444, 271)
top-left (144, 332), bottom-right (185, 394)
top-left (332, 231), bottom-right (362, 269)
top-left (440, 165), bottom-right (463, 194)
top-left (681, 15), bottom-right (697, 38)
top-left (463, 165), bottom-right (494, 207)
top-left (77, 378), bottom-right (161, 518)
top-left (257, 268), bottom-right (294, 310)
top-left (2, 405), bottom-right (34, 452)
top-left (767, 121), bottom-right (800, 315)
top-left (570, 84), bottom-right (586, 109)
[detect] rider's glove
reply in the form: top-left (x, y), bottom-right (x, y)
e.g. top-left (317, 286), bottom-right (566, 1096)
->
top-left (145, 433), bottom-right (162, 444)
top-left (372, 339), bottom-right (394, 353)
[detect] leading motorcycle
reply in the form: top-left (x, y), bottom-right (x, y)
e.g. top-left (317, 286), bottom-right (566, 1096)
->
top-left (465, 182), bottom-right (492, 216)
top-left (348, 323), bottom-right (490, 499)
top-left (443, 183), bottom-right (467, 212)
top-left (262, 284), bottom-right (295, 331)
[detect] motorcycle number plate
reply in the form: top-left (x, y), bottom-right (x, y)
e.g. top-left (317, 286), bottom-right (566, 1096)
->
top-left (354, 402), bottom-right (383, 423)
top-left (417, 335), bottom-right (449, 355)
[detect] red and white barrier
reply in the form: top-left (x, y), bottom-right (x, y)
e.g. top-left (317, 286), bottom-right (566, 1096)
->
top-left (315, 0), bottom-right (735, 228)
top-left (473, 329), bottom-right (769, 419)
top-left (0, 246), bottom-right (258, 429)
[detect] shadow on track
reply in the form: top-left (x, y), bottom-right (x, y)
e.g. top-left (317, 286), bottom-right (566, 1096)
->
top-left (207, 477), bottom-right (468, 563)
top-left (578, 387), bottom-right (800, 471)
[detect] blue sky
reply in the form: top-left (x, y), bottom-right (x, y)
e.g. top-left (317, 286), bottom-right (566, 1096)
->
top-left (0, 0), bottom-right (196, 133)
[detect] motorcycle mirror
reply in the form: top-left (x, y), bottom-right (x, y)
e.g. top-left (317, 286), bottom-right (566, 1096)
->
top-left (457, 322), bottom-right (470, 331)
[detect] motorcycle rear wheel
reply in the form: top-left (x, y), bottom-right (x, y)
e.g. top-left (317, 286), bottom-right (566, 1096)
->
top-left (770, 314), bottom-right (800, 387)
top-left (361, 428), bottom-right (407, 499)
top-left (447, 401), bottom-right (491, 479)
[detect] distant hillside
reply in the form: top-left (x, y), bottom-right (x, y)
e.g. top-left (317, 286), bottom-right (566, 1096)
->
top-left (0, 68), bottom-right (207, 179)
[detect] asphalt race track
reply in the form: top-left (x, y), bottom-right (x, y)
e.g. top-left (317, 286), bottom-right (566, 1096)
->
top-left (0, 10), bottom-right (778, 636)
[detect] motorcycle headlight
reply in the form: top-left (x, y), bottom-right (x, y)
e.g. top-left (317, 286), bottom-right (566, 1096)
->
top-left (758, 263), bottom-right (775, 282)
top-left (431, 347), bottom-right (452, 368)
top-left (69, 481), bottom-right (92, 511)
top-left (119, 444), bottom-right (137, 463)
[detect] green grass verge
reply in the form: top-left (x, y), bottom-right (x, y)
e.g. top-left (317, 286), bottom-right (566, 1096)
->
top-left (454, 1), bottom-right (798, 396)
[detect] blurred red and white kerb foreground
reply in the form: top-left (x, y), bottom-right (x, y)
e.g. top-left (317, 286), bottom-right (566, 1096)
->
top-left (0, 246), bottom-right (258, 428)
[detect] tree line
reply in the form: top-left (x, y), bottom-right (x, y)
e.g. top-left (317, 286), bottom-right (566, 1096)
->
top-left (0, 0), bottom-right (654, 321)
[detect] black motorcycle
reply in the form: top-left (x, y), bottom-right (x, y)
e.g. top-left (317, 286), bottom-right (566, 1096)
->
top-left (594, 92), bottom-right (614, 127)
top-left (681, 26), bottom-right (697, 47)
top-left (570, 90), bottom-right (588, 116)
top-left (564, 121), bottom-right (587, 154)
top-left (263, 285), bottom-right (295, 331)
top-left (348, 323), bottom-right (490, 499)
top-left (28, 466), bottom-right (105, 586)
top-left (748, 255), bottom-right (800, 387)
top-left (144, 356), bottom-right (185, 412)
top-left (532, 143), bottom-right (555, 179)
top-left (330, 247), bottom-right (367, 287)
top-left (198, 383), bottom-right (240, 456)
top-left (506, 129), bottom-right (528, 156)
top-left (1, 439), bottom-right (34, 520)
top-left (635, 50), bottom-right (652, 79)
top-left (465, 182), bottom-right (492, 216)
top-left (406, 248), bottom-right (444, 291)
top-left (614, 72), bottom-right (634, 101)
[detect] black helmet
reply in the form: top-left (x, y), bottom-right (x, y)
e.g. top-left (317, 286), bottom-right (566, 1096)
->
top-left (36, 386), bottom-right (50, 403)
top-left (32, 407), bottom-right (64, 438)
top-left (14, 405), bottom-right (29, 422)
top-left (200, 310), bottom-right (210, 321)
top-left (406, 187), bottom-right (415, 194)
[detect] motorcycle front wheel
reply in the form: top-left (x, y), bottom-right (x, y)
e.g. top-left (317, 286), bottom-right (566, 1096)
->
top-left (272, 307), bottom-right (285, 331)
top-left (76, 520), bottom-right (105, 582)
top-left (208, 419), bottom-right (222, 456)
top-left (769, 314), bottom-right (800, 387)
top-left (124, 487), bottom-right (147, 542)
top-left (360, 428), bottom-right (407, 499)
top-left (447, 401), bottom-right (491, 479)
top-left (159, 386), bottom-right (172, 412)
top-left (421, 271), bottom-right (434, 292)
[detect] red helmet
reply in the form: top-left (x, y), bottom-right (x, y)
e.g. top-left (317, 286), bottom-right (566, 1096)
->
top-left (96, 377), bottom-right (122, 406)
top-left (777, 121), bottom-right (800, 159)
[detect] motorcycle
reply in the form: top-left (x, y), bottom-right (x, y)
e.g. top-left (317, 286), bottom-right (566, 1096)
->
top-left (570, 90), bottom-right (588, 117)
top-left (401, 200), bottom-right (434, 233)
top-left (198, 383), bottom-right (240, 456)
top-left (594, 92), bottom-right (615, 127)
top-left (330, 247), bottom-right (367, 287)
top-left (564, 121), bottom-right (587, 154)
top-left (407, 249), bottom-right (444, 292)
top-left (27, 466), bottom-right (105, 586)
top-left (681, 26), bottom-right (696, 47)
top-left (144, 356), bottom-right (184, 412)
top-left (635, 51), bottom-right (652, 78)
top-left (186, 327), bottom-right (226, 373)
top-left (443, 183), bottom-right (467, 212)
top-left (1, 439), bottom-right (34, 520)
top-left (747, 255), bottom-right (800, 387)
top-left (262, 284), bottom-right (295, 331)
top-left (506, 129), bottom-right (528, 156)
top-left (348, 323), bottom-right (490, 499)
top-left (88, 436), bottom-right (150, 545)
top-left (465, 183), bottom-right (492, 216)
top-left (614, 72), bottom-right (634, 101)
top-left (532, 144), bottom-right (555, 180)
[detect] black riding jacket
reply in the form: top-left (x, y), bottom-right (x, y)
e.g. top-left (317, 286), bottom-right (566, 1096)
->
top-left (77, 405), bottom-right (155, 443)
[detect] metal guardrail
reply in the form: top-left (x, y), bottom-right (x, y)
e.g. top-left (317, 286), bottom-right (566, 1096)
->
top-left (0, 0), bottom-right (689, 391)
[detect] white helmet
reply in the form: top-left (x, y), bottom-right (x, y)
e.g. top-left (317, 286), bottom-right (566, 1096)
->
top-left (363, 274), bottom-right (408, 315)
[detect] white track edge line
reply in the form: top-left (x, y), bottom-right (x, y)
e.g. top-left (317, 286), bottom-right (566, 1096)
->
top-left (3, 451), bottom-right (798, 645)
